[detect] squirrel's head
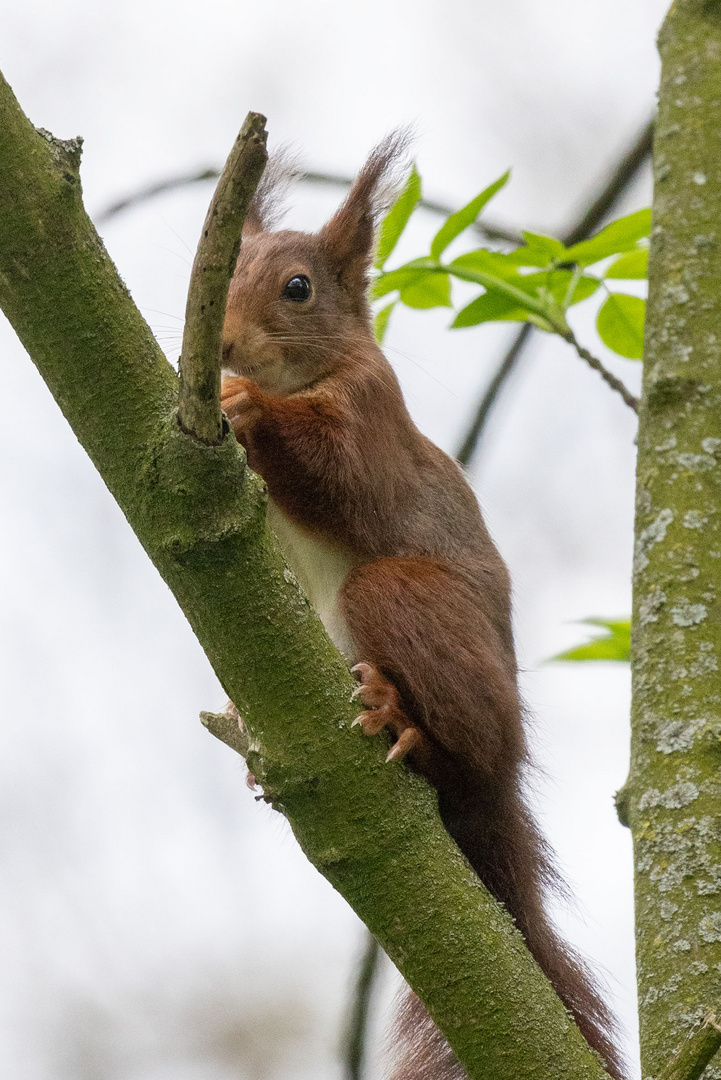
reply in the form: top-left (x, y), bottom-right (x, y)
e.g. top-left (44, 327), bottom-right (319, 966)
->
top-left (222, 132), bottom-right (408, 394)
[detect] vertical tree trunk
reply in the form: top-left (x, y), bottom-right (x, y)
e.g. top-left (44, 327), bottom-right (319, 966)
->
top-left (628, 3), bottom-right (721, 1075)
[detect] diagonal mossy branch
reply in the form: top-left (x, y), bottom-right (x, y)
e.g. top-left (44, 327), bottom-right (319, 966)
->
top-left (0, 69), bottom-right (611, 1080)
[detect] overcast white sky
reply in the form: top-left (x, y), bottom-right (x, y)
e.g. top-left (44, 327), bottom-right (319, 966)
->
top-left (0, 2), bottom-right (669, 1078)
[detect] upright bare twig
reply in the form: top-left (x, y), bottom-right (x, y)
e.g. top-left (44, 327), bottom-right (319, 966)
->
top-left (177, 112), bottom-right (267, 445)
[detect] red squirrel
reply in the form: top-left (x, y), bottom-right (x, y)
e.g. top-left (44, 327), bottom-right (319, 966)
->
top-left (219, 136), bottom-right (625, 1080)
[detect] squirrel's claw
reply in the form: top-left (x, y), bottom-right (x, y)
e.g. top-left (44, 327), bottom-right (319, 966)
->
top-left (386, 726), bottom-right (422, 762)
top-left (352, 708), bottom-right (389, 736)
top-left (351, 662), bottom-right (393, 708)
top-left (351, 661), bottom-right (425, 764)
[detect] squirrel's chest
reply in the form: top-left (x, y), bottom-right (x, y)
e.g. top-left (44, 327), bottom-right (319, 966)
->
top-left (266, 500), bottom-right (358, 661)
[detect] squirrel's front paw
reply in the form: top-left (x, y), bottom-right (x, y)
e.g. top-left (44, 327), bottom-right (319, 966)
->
top-left (351, 662), bottom-right (424, 763)
top-left (221, 377), bottom-right (262, 435)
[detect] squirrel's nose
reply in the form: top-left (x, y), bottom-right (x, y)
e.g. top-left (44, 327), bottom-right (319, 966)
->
top-left (222, 341), bottom-right (234, 364)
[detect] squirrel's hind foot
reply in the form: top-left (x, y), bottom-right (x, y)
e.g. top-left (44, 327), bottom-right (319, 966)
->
top-left (351, 663), bottom-right (424, 763)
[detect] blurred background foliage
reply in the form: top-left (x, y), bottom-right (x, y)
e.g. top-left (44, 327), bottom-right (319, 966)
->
top-left (0, 1), bottom-right (667, 1078)
top-left (553, 619), bottom-right (632, 664)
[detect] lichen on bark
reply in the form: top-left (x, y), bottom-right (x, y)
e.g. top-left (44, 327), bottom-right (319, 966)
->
top-left (629, 3), bottom-right (721, 1076)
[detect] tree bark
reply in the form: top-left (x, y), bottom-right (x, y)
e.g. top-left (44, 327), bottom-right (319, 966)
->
top-left (0, 69), bottom-right (612, 1080)
top-left (627, 3), bottom-right (721, 1077)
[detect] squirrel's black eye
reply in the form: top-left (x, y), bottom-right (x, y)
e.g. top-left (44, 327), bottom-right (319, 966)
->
top-left (281, 274), bottom-right (312, 302)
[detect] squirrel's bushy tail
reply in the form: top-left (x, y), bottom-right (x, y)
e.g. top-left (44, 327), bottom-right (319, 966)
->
top-left (389, 777), bottom-right (626, 1080)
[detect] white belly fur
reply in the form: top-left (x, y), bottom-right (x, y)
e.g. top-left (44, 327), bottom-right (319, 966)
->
top-left (267, 500), bottom-right (358, 662)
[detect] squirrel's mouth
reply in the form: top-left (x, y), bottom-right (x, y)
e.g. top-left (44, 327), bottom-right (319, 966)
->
top-left (221, 338), bottom-right (281, 377)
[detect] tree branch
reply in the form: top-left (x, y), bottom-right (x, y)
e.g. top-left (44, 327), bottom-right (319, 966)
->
top-left (177, 112), bottom-right (267, 444)
top-left (0, 69), bottom-right (611, 1080)
top-left (341, 931), bottom-right (383, 1080)
top-left (657, 1012), bottom-right (721, 1080)
top-left (456, 323), bottom-right (533, 467)
top-left (562, 331), bottom-right (639, 413)
top-left (562, 118), bottom-right (654, 248)
top-left (95, 165), bottom-right (522, 245)
top-left (95, 168), bottom-right (223, 224)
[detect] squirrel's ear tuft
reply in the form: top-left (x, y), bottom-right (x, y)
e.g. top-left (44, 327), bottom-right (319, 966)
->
top-left (319, 129), bottom-right (412, 294)
top-left (243, 147), bottom-right (299, 236)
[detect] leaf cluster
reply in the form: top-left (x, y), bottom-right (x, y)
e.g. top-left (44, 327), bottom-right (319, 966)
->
top-left (372, 168), bottom-right (649, 361)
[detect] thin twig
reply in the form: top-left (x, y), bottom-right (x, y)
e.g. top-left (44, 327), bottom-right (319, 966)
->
top-left (303, 173), bottom-right (522, 246)
top-left (200, 706), bottom-right (250, 758)
top-left (341, 931), bottom-right (383, 1080)
top-left (95, 165), bottom-right (521, 245)
top-left (563, 331), bottom-right (639, 413)
top-left (95, 168), bottom-right (222, 225)
top-left (455, 114), bottom-right (654, 463)
top-left (563, 118), bottom-right (655, 247)
top-left (457, 323), bottom-right (533, 467)
top-left (177, 112), bottom-right (267, 445)
top-left (656, 1011), bottom-right (721, 1080)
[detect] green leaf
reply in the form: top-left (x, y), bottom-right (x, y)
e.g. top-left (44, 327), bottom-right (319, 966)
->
top-left (400, 272), bottom-right (451, 309)
top-left (449, 254), bottom-right (599, 304)
top-left (373, 300), bottom-right (396, 342)
top-left (596, 293), bottom-right (645, 359)
top-left (501, 233), bottom-right (569, 269)
top-left (445, 263), bottom-right (551, 319)
top-left (564, 209), bottom-right (651, 267)
top-left (554, 273), bottom-right (601, 307)
top-left (511, 270), bottom-right (600, 307)
top-left (452, 291), bottom-right (530, 327)
top-left (450, 249), bottom-right (529, 278)
top-left (374, 164), bottom-right (422, 270)
top-left (604, 248), bottom-right (649, 279)
top-left (551, 618), bottom-right (631, 663)
top-left (430, 171), bottom-right (510, 260)
top-left (448, 265), bottom-right (598, 329)
top-left (521, 232), bottom-right (567, 262)
top-left (371, 268), bottom-right (420, 300)
top-left (370, 258), bottom-right (439, 300)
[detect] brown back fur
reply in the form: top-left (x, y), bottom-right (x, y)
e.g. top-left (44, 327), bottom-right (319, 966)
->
top-left (221, 136), bottom-right (626, 1080)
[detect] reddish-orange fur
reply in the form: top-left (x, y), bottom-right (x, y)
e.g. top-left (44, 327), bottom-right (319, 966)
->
top-left (221, 136), bottom-right (626, 1080)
